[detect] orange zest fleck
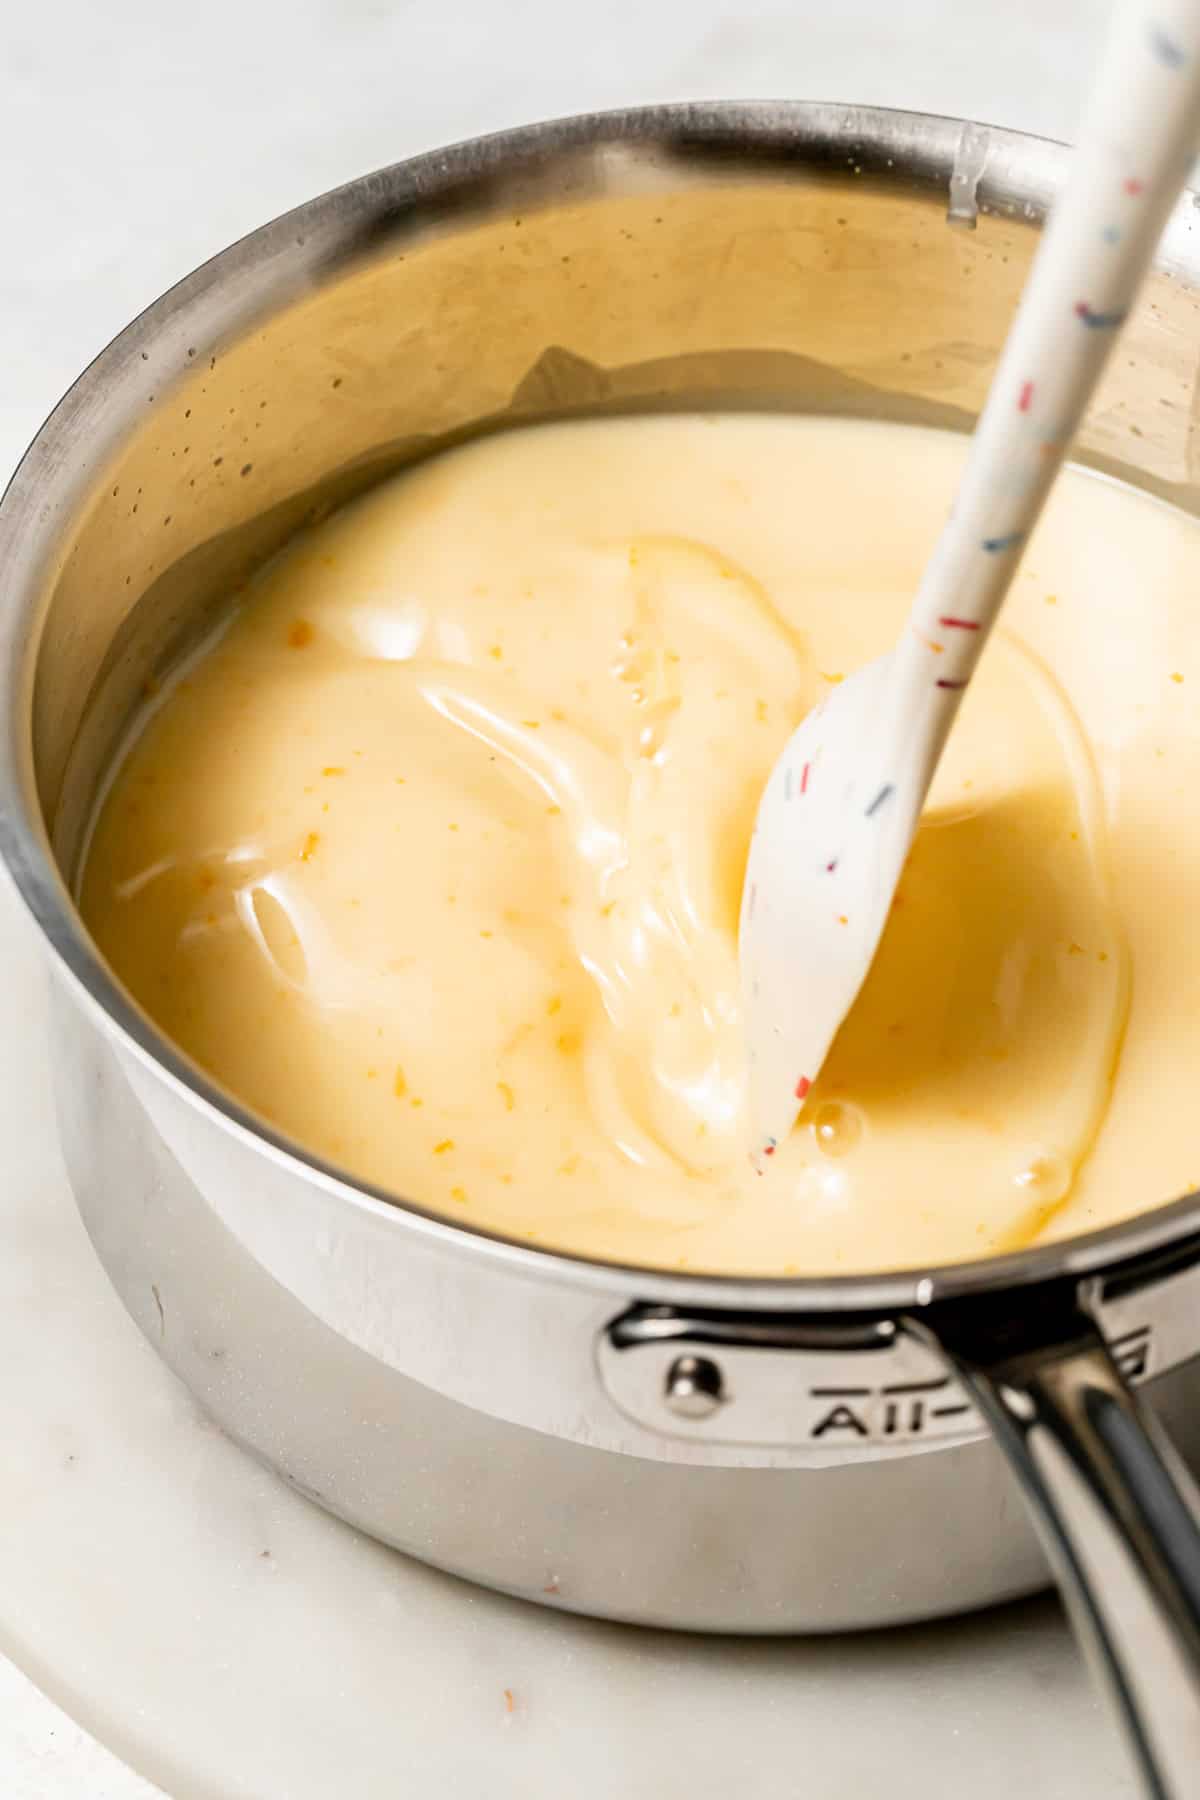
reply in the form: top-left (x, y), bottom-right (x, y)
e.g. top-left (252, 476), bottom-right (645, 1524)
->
top-left (322, 765), bottom-right (345, 777)
top-left (497, 1081), bottom-right (515, 1111)
top-left (288, 619), bottom-right (315, 649)
top-left (299, 831), bottom-right (320, 861)
top-left (433, 1138), bottom-right (454, 1154)
top-left (393, 1066), bottom-right (407, 1099)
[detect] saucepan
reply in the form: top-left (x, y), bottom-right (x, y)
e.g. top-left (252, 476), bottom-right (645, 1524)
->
top-left (4, 103), bottom-right (1200, 1792)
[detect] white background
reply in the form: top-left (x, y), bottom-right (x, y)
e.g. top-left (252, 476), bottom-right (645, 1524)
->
top-left (0, 2), bottom-right (1130, 1794)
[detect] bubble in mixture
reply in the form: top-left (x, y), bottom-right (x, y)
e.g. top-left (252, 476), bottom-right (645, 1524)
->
top-left (811, 1100), bottom-right (864, 1159)
top-left (1012, 1151), bottom-right (1070, 1206)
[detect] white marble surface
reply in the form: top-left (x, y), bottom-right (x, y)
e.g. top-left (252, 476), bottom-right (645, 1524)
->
top-left (0, 0), bottom-right (1152, 1793)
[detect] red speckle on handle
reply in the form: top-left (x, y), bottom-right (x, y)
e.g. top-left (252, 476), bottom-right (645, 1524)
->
top-left (795, 1075), bottom-right (811, 1101)
top-left (1124, 177), bottom-right (1144, 197)
top-left (800, 762), bottom-right (811, 794)
top-left (763, 1144), bottom-right (776, 1157)
top-left (938, 615), bottom-right (981, 631)
top-left (1018, 380), bottom-right (1034, 413)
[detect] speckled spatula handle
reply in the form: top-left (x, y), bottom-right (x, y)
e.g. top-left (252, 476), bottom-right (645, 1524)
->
top-left (893, 0), bottom-right (1200, 733)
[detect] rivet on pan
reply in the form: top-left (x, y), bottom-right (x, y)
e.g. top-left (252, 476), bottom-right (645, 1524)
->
top-left (663, 1354), bottom-right (725, 1420)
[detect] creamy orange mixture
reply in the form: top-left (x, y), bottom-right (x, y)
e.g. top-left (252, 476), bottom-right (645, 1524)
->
top-left (80, 415), bottom-right (1200, 1273)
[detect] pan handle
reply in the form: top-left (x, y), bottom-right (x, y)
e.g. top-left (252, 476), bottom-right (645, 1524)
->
top-left (923, 1294), bottom-right (1200, 1798)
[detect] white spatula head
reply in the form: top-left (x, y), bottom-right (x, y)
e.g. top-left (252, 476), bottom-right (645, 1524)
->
top-left (739, 652), bottom-right (931, 1164)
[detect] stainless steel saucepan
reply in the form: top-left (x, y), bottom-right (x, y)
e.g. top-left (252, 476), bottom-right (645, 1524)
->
top-left (4, 103), bottom-right (1200, 1793)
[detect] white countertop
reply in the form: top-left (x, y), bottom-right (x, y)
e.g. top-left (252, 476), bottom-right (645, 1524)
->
top-left (0, 1), bottom-right (1147, 1793)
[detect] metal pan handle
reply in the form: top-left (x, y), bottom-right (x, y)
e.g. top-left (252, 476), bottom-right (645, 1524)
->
top-left (924, 1295), bottom-right (1200, 1798)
